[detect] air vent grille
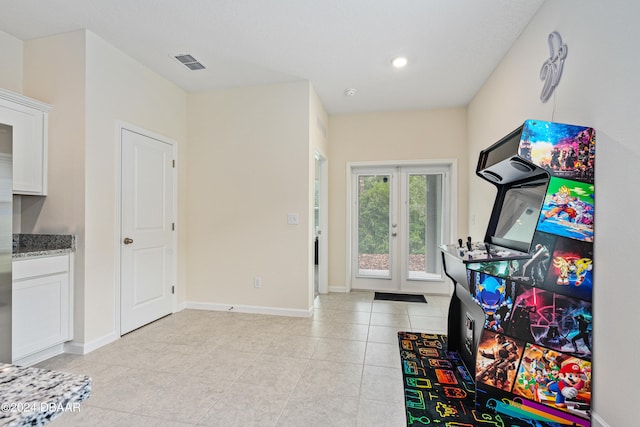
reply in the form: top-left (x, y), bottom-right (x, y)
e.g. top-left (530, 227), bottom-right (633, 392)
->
top-left (173, 54), bottom-right (205, 70)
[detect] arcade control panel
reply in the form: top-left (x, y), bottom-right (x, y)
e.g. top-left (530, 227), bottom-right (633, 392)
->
top-left (442, 237), bottom-right (532, 263)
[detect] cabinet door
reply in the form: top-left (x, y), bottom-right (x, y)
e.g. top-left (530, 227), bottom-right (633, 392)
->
top-left (0, 97), bottom-right (47, 195)
top-left (12, 272), bottom-right (70, 361)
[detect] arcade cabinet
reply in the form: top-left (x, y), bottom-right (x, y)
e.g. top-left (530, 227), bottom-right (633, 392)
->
top-left (441, 120), bottom-right (595, 426)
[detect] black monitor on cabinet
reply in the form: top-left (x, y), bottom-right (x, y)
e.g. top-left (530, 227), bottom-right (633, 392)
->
top-left (476, 125), bottom-right (550, 255)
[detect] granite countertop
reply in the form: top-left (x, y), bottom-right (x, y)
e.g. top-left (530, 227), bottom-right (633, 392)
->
top-left (0, 363), bottom-right (91, 426)
top-left (12, 234), bottom-right (76, 259)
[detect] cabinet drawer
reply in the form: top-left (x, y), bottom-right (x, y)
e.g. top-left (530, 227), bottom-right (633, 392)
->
top-left (13, 255), bottom-right (69, 281)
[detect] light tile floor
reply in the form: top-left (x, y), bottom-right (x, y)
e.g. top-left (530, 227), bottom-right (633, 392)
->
top-left (40, 291), bottom-right (450, 426)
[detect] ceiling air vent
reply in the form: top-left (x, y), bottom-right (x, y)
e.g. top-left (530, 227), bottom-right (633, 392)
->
top-left (173, 54), bottom-right (205, 70)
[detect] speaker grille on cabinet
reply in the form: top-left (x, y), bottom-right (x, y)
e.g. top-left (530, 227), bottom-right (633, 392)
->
top-left (510, 157), bottom-right (535, 173)
top-left (483, 170), bottom-right (502, 182)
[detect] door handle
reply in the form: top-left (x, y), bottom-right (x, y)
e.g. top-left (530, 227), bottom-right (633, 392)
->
top-left (392, 232), bottom-right (397, 237)
top-left (123, 237), bottom-right (134, 245)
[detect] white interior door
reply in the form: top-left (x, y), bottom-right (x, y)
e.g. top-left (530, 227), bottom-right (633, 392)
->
top-left (350, 165), bottom-right (449, 293)
top-left (121, 128), bottom-right (174, 334)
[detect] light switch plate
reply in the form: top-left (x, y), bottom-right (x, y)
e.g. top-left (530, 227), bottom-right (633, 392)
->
top-left (287, 213), bottom-right (299, 225)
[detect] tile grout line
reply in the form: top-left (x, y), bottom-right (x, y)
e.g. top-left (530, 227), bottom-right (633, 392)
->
top-left (355, 302), bottom-right (374, 424)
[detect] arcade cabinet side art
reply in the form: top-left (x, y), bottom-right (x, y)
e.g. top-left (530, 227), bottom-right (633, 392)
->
top-left (471, 120), bottom-right (595, 426)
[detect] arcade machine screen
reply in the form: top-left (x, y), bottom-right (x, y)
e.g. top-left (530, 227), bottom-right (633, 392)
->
top-left (490, 180), bottom-right (547, 253)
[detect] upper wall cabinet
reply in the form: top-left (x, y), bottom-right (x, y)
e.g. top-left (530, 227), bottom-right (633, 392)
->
top-left (0, 88), bottom-right (51, 195)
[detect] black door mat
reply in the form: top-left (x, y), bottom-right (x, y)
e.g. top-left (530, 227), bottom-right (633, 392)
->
top-left (374, 292), bottom-right (427, 303)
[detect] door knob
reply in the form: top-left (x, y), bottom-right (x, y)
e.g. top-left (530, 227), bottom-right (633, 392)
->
top-left (123, 237), bottom-right (134, 245)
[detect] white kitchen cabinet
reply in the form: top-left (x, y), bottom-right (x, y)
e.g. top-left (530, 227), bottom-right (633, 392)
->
top-left (0, 88), bottom-right (51, 195)
top-left (12, 254), bottom-right (73, 364)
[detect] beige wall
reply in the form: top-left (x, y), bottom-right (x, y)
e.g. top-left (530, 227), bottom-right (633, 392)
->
top-left (327, 108), bottom-right (468, 291)
top-left (0, 30), bottom-right (23, 93)
top-left (468, 1), bottom-right (639, 425)
top-left (187, 81), bottom-right (314, 312)
top-left (23, 30), bottom-right (88, 341)
top-left (310, 85), bottom-right (329, 158)
top-left (0, 30), bottom-right (26, 233)
top-left (23, 30), bottom-right (188, 346)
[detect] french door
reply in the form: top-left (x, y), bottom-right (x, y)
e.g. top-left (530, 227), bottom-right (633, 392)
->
top-left (350, 164), bottom-right (450, 293)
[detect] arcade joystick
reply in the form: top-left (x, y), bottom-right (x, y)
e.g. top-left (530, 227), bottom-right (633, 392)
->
top-left (458, 238), bottom-right (463, 248)
top-left (466, 236), bottom-right (472, 251)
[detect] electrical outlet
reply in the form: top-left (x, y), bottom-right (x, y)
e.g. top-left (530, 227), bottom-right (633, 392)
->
top-left (254, 276), bottom-right (262, 288)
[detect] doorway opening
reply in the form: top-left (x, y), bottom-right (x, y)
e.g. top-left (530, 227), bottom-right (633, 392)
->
top-left (314, 151), bottom-right (328, 295)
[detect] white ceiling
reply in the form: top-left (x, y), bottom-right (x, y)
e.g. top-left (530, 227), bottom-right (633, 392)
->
top-left (0, 0), bottom-right (544, 114)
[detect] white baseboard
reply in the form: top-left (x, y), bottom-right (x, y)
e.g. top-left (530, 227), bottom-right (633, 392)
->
top-left (64, 331), bottom-right (120, 355)
top-left (328, 285), bottom-right (349, 293)
top-left (13, 344), bottom-right (65, 366)
top-left (185, 301), bottom-right (312, 318)
top-left (591, 412), bottom-right (610, 427)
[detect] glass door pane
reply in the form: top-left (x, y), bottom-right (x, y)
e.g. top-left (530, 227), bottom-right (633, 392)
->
top-left (407, 173), bottom-right (442, 280)
top-left (357, 174), bottom-right (391, 278)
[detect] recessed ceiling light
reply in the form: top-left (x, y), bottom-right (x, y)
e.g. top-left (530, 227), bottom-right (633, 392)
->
top-left (344, 88), bottom-right (357, 97)
top-left (391, 56), bottom-right (408, 68)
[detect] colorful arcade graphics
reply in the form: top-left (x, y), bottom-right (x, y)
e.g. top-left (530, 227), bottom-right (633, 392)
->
top-left (480, 389), bottom-right (591, 427)
top-left (470, 272), bottom-right (515, 333)
top-left (468, 120), bottom-right (595, 426)
top-left (543, 237), bottom-right (593, 301)
top-left (513, 343), bottom-right (591, 420)
top-left (475, 331), bottom-right (525, 392)
top-left (474, 331), bottom-right (592, 427)
top-left (519, 120), bottom-right (595, 183)
top-left (508, 286), bottom-right (592, 358)
top-left (537, 177), bottom-right (594, 242)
